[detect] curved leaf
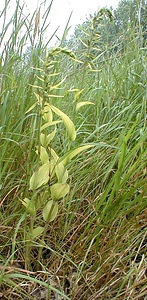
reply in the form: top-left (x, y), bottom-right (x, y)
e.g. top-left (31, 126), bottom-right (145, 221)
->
top-left (50, 76), bottom-right (67, 91)
top-left (48, 147), bottom-right (59, 162)
top-left (58, 144), bottom-right (95, 166)
top-left (40, 120), bottom-right (61, 131)
top-left (30, 164), bottom-right (49, 191)
top-left (76, 101), bottom-right (95, 111)
top-left (36, 146), bottom-right (49, 164)
top-left (48, 104), bottom-right (76, 141)
top-left (50, 183), bottom-right (70, 201)
top-left (26, 101), bottom-right (38, 114)
top-left (21, 198), bottom-right (36, 217)
top-left (31, 226), bottom-right (44, 239)
top-left (55, 162), bottom-right (68, 184)
top-left (43, 200), bottom-right (58, 222)
top-left (42, 105), bottom-right (53, 123)
top-left (40, 126), bottom-right (57, 147)
top-left (74, 89), bottom-right (84, 101)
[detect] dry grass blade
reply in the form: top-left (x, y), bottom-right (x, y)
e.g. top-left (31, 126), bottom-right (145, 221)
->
top-left (33, 7), bottom-right (40, 41)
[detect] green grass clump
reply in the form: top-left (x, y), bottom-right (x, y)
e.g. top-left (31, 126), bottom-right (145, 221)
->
top-left (0, 0), bottom-right (146, 299)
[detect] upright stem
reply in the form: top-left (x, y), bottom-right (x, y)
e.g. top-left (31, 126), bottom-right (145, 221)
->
top-left (37, 201), bottom-right (56, 270)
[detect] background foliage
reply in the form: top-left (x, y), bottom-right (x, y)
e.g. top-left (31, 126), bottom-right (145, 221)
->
top-left (0, 0), bottom-right (146, 299)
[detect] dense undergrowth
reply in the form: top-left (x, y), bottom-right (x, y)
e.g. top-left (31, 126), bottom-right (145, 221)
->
top-left (0, 0), bottom-right (146, 299)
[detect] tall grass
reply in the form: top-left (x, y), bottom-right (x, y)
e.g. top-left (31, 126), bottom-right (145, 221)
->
top-left (0, 1), bottom-right (146, 299)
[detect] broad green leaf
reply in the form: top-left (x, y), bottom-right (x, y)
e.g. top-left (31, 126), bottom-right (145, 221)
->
top-left (40, 126), bottom-right (56, 147)
top-left (58, 145), bottom-right (95, 166)
top-left (55, 163), bottom-right (68, 184)
top-left (40, 133), bottom-right (47, 147)
top-left (36, 146), bottom-right (49, 164)
top-left (43, 200), bottom-right (58, 222)
top-left (30, 164), bottom-right (49, 191)
top-left (31, 226), bottom-right (44, 239)
top-left (48, 104), bottom-right (76, 141)
top-left (48, 147), bottom-right (59, 162)
top-left (50, 183), bottom-right (70, 201)
top-left (46, 126), bottom-right (57, 144)
top-left (21, 198), bottom-right (36, 217)
top-left (48, 159), bottom-right (56, 178)
top-left (42, 105), bottom-right (53, 123)
top-left (76, 101), bottom-right (95, 111)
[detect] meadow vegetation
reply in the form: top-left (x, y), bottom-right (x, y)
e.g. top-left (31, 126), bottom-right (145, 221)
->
top-left (0, 0), bottom-right (146, 299)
